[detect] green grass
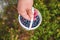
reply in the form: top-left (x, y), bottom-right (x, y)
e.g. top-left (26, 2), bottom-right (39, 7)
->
top-left (0, 0), bottom-right (60, 40)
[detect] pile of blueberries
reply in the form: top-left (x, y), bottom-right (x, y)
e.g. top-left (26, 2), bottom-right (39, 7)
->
top-left (20, 10), bottom-right (40, 28)
top-left (32, 15), bottom-right (40, 28)
top-left (20, 16), bottom-right (30, 28)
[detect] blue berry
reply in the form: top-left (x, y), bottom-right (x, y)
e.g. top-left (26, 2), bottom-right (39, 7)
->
top-left (20, 15), bottom-right (40, 28)
top-left (20, 16), bottom-right (30, 28)
top-left (32, 15), bottom-right (40, 28)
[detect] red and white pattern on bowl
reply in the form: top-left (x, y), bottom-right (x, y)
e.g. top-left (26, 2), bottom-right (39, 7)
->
top-left (34, 9), bottom-right (38, 20)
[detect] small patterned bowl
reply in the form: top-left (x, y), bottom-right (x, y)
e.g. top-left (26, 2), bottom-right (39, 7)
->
top-left (18, 7), bottom-right (42, 30)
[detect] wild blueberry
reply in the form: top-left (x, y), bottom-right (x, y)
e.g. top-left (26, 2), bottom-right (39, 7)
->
top-left (20, 16), bottom-right (30, 28)
top-left (32, 15), bottom-right (40, 28)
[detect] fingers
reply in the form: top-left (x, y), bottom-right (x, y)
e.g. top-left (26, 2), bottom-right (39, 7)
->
top-left (21, 13), bottom-right (31, 21)
top-left (27, 9), bottom-right (33, 20)
top-left (18, 10), bottom-right (31, 21)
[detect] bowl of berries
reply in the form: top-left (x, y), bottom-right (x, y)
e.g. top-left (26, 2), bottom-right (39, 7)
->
top-left (18, 7), bottom-right (42, 30)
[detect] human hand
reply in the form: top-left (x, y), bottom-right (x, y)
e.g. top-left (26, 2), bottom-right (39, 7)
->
top-left (17, 0), bottom-right (33, 21)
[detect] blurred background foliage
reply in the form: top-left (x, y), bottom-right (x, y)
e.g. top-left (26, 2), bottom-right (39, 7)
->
top-left (0, 0), bottom-right (60, 40)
